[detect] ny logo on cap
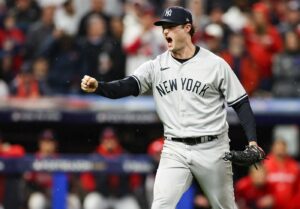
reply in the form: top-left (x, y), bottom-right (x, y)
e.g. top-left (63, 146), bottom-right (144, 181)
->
top-left (165, 9), bottom-right (172, 17)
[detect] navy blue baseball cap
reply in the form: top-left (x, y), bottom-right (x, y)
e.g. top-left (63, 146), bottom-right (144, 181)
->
top-left (154, 6), bottom-right (193, 26)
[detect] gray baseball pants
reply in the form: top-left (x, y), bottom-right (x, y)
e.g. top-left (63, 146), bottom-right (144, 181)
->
top-left (151, 132), bottom-right (238, 209)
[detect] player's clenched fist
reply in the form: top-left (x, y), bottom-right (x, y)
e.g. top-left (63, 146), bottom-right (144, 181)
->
top-left (81, 75), bottom-right (98, 93)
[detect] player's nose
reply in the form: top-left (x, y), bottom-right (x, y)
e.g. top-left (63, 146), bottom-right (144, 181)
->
top-left (163, 28), bottom-right (169, 35)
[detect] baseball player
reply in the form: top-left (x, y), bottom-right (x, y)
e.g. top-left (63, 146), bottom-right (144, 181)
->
top-left (81, 6), bottom-right (261, 209)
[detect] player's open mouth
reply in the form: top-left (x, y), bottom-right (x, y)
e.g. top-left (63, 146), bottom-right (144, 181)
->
top-left (166, 37), bottom-right (173, 44)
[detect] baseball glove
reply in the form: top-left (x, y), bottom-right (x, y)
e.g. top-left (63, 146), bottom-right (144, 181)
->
top-left (223, 145), bottom-right (266, 167)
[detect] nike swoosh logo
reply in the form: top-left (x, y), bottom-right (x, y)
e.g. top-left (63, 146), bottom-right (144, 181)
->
top-left (160, 67), bottom-right (170, 71)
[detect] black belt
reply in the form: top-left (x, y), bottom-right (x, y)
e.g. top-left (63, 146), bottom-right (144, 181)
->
top-left (167, 135), bottom-right (218, 145)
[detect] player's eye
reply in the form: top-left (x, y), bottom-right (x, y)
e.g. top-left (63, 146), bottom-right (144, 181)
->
top-left (162, 24), bottom-right (178, 30)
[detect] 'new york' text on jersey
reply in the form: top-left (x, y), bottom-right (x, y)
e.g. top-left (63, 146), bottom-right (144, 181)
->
top-left (132, 48), bottom-right (247, 138)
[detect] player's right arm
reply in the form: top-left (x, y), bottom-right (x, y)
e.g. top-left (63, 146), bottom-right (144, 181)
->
top-left (81, 75), bottom-right (140, 99)
top-left (81, 75), bottom-right (99, 93)
top-left (81, 60), bottom-right (153, 99)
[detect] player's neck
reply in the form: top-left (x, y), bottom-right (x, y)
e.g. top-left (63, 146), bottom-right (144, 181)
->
top-left (171, 42), bottom-right (196, 60)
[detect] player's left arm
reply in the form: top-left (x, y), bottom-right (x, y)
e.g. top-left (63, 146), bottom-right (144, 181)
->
top-left (219, 59), bottom-right (266, 164)
top-left (231, 97), bottom-right (257, 145)
top-left (217, 59), bottom-right (257, 145)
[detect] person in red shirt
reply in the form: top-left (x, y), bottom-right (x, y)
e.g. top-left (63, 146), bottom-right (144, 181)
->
top-left (10, 64), bottom-right (41, 98)
top-left (243, 2), bottom-right (283, 92)
top-left (0, 135), bottom-right (25, 158)
top-left (263, 138), bottom-right (300, 209)
top-left (24, 129), bottom-right (81, 209)
top-left (23, 130), bottom-right (58, 209)
top-left (235, 164), bottom-right (274, 209)
top-left (80, 127), bottom-right (142, 209)
top-left (290, 186), bottom-right (300, 209)
top-left (0, 12), bottom-right (25, 75)
top-left (0, 132), bottom-right (25, 209)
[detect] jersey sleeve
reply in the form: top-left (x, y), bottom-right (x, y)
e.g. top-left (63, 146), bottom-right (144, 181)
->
top-left (131, 60), bottom-right (154, 95)
top-left (217, 59), bottom-right (247, 106)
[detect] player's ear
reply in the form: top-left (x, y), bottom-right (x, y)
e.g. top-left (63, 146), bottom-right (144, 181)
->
top-left (184, 23), bottom-right (192, 34)
top-left (184, 23), bottom-right (195, 37)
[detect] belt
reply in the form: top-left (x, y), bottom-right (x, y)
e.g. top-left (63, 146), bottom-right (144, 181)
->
top-left (166, 135), bottom-right (218, 145)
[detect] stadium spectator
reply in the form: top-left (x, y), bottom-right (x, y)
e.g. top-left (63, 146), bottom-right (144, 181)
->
top-left (23, 129), bottom-right (81, 209)
top-left (123, 3), bottom-right (165, 76)
top-left (25, 5), bottom-right (55, 59)
top-left (77, 0), bottom-right (110, 37)
top-left (110, 15), bottom-right (124, 41)
top-left (102, 0), bottom-right (123, 17)
top-left (9, 63), bottom-right (41, 98)
top-left (54, 0), bottom-right (80, 36)
top-left (207, 4), bottom-right (233, 48)
top-left (272, 30), bottom-right (300, 97)
top-left (39, 29), bottom-right (82, 94)
top-left (109, 15), bottom-right (126, 77)
top-left (10, 0), bottom-right (40, 33)
top-left (0, 133), bottom-right (25, 157)
top-left (220, 33), bottom-right (260, 96)
top-left (0, 53), bottom-right (15, 84)
top-left (23, 129), bottom-right (58, 209)
top-left (187, 0), bottom-right (209, 31)
top-left (122, 0), bottom-right (143, 64)
top-left (277, 0), bottom-right (300, 35)
top-left (206, 0), bottom-right (232, 13)
top-left (243, 2), bottom-right (283, 92)
top-left (80, 127), bottom-right (142, 209)
top-left (32, 57), bottom-right (52, 95)
top-left (235, 164), bottom-right (274, 209)
top-left (263, 138), bottom-right (300, 209)
top-left (0, 12), bottom-right (26, 76)
top-left (71, 0), bottom-right (91, 18)
top-left (9, 58), bottom-right (52, 97)
top-left (79, 14), bottom-right (125, 82)
top-left (202, 23), bottom-right (224, 54)
top-left (187, 0), bottom-right (209, 45)
top-left (222, 0), bottom-right (249, 33)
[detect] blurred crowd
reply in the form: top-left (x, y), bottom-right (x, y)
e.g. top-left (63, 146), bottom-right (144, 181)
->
top-left (0, 0), bottom-right (300, 208)
top-left (0, 127), bottom-right (165, 209)
top-left (0, 0), bottom-right (299, 98)
top-left (0, 126), bottom-right (300, 209)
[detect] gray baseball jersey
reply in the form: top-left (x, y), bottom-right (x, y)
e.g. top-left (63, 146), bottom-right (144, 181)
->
top-left (132, 47), bottom-right (247, 138)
